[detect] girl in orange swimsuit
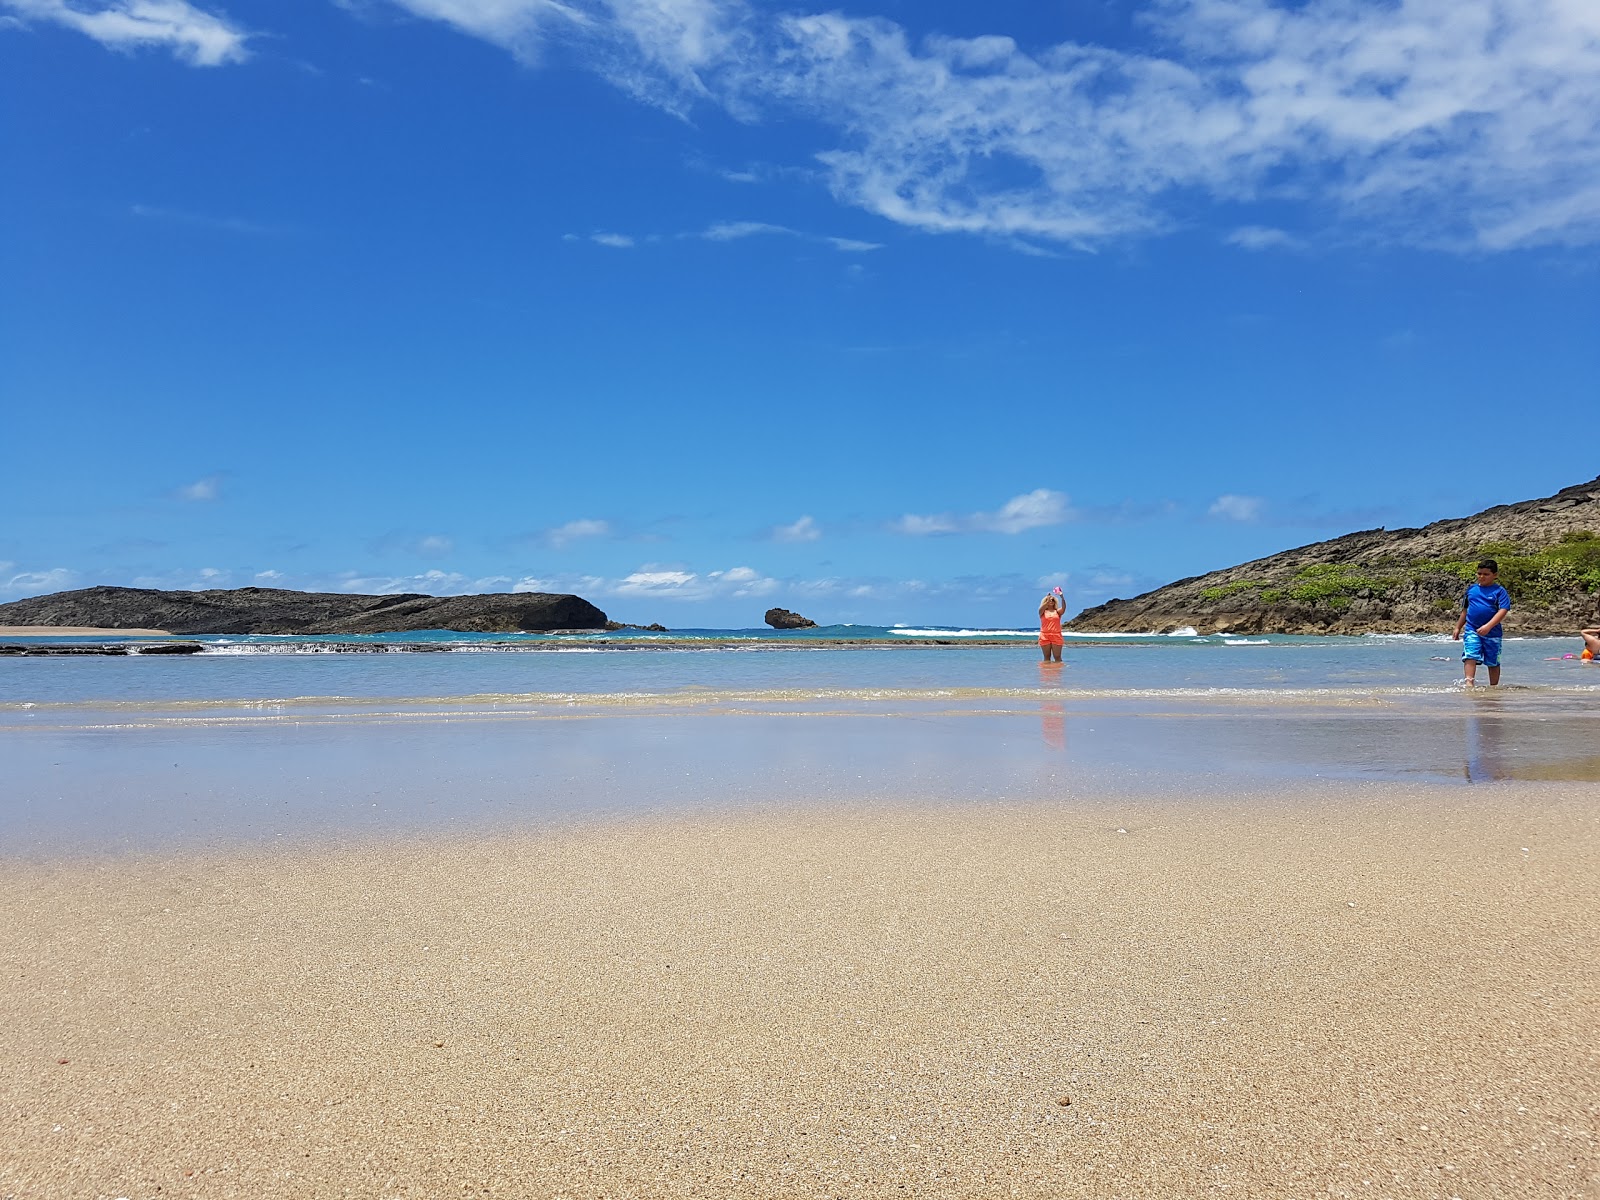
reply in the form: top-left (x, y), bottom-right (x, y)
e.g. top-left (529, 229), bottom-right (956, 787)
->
top-left (1039, 592), bottom-right (1065, 662)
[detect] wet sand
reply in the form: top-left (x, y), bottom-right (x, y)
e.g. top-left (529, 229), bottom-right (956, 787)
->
top-left (3, 784), bottom-right (1596, 1198)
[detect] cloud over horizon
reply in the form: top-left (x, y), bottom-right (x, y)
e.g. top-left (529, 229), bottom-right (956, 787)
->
top-left (894, 489), bottom-right (1075, 536)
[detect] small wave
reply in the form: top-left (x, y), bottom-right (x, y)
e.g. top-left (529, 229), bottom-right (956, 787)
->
top-left (887, 628), bottom-right (1036, 638)
top-left (1224, 638), bottom-right (1271, 645)
top-left (1167, 626), bottom-right (1200, 638)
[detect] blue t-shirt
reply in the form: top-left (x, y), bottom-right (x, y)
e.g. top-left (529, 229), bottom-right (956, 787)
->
top-left (1463, 583), bottom-right (1511, 636)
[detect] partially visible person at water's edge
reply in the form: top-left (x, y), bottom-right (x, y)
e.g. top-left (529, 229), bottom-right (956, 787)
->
top-left (1581, 628), bottom-right (1600, 661)
top-left (1452, 559), bottom-right (1512, 687)
top-left (1039, 588), bottom-right (1065, 663)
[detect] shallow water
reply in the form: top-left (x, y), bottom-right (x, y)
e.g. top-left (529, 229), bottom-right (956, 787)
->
top-left (4, 632), bottom-right (1598, 712)
top-left (4, 632), bottom-right (1597, 855)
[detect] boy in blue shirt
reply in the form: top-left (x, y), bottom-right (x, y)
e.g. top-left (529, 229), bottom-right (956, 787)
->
top-left (1452, 559), bottom-right (1512, 686)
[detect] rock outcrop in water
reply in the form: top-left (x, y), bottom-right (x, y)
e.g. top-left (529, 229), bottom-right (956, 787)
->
top-left (764, 607), bottom-right (817, 629)
top-left (0, 586), bottom-right (609, 635)
top-left (1069, 475), bottom-right (1600, 636)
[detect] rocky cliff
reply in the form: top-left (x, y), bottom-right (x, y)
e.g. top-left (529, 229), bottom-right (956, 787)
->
top-left (0, 586), bottom-right (609, 635)
top-left (1069, 476), bottom-right (1600, 636)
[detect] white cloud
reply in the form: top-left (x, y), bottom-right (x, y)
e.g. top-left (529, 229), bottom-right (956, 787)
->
top-left (568, 219), bottom-right (883, 250)
top-left (822, 236), bottom-right (881, 252)
top-left (1226, 225), bottom-right (1302, 251)
top-left (415, 534), bottom-right (454, 555)
top-left (176, 474), bottom-right (222, 502)
top-left (889, 513), bottom-right (959, 536)
top-left (894, 489), bottom-right (1074, 536)
top-left (701, 220), bottom-right (790, 241)
top-left (978, 489), bottom-right (1074, 534)
top-left (2, 0), bottom-right (251, 65)
top-left (545, 518), bottom-right (611, 548)
top-left (771, 515), bottom-right (821, 542)
top-left (1209, 493), bottom-right (1264, 521)
top-left (337, 569), bottom-right (479, 595)
top-left (375, 0), bottom-right (1600, 251)
top-left (609, 564), bottom-right (779, 599)
top-left (381, 0), bottom-right (735, 111)
top-left (0, 565), bottom-right (77, 599)
top-left (693, 221), bottom-right (882, 250)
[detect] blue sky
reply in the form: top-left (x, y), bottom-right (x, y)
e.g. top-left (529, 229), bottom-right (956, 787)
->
top-left (2, 0), bottom-right (1597, 628)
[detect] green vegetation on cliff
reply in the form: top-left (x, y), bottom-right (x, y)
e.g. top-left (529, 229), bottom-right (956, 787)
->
top-left (1195, 533), bottom-right (1599, 615)
top-left (1070, 477), bottom-right (1600, 635)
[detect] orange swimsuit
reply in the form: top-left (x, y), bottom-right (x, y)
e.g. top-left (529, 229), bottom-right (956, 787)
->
top-left (1040, 608), bottom-right (1063, 646)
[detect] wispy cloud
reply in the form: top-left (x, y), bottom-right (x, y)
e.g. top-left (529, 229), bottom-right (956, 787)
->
top-left (374, 0), bottom-right (1600, 252)
top-left (132, 204), bottom-right (285, 236)
top-left (770, 515), bottom-right (821, 543)
top-left (545, 518), bottom-right (611, 548)
top-left (699, 220), bottom-right (787, 242)
top-left (696, 221), bottom-right (881, 250)
top-left (893, 489), bottom-right (1075, 536)
top-left (0, 563), bottom-right (78, 600)
top-left (568, 220), bottom-right (881, 251)
top-left (512, 563), bottom-right (781, 602)
top-left (3, 0), bottom-right (251, 65)
top-left (1226, 226), bottom-right (1303, 252)
top-left (174, 474), bottom-right (223, 502)
top-left (1208, 494), bottom-right (1264, 522)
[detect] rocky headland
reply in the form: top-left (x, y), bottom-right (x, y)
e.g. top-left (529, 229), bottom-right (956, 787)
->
top-left (1070, 476), bottom-right (1600, 636)
top-left (0, 586), bottom-right (609, 636)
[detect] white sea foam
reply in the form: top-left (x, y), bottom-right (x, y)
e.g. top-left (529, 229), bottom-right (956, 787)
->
top-left (1224, 638), bottom-right (1271, 645)
top-left (1167, 626), bottom-right (1200, 637)
top-left (888, 628), bottom-right (1036, 638)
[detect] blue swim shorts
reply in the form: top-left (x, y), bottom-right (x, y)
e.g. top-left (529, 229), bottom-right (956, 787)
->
top-left (1462, 631), bottom-right (1502, 668)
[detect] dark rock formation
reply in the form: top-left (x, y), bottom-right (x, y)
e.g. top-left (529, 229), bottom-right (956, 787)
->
top-left (764, 607), bottom-right (817, 629)
top-left (1070, 476), bottom-right (1600, 636)
top-left (0, 642), bottom-right (204, 657)
top-left (0, 586), bottom-right (609, 635)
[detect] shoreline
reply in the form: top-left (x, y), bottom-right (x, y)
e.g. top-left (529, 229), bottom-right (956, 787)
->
top-left (3, 785), bottom-right (1595, 1198)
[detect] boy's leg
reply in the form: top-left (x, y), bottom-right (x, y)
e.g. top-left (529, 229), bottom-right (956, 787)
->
top-left (1485, 638), bottom-right (1501, 686)
top-left (1487, 665), bottom-right (1501, 685)
top-left (1463, 659), bottom-right (1478, 685)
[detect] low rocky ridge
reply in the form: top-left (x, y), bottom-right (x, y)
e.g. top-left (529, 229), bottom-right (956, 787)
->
top-left (1069, 475), bottom-right (1600, 636)
top-left (0, 586), bottom-right (608, 635)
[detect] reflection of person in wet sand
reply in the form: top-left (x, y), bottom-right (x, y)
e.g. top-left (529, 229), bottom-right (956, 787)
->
top-left (1582, 629), bottom-right (1600, 661)
top-left (1039, 699), bottom-right (1066, 750)
top-left (1039, 589), bottom-right (1065, 663)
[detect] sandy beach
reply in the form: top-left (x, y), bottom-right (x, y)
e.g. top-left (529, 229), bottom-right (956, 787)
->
top-left (3, 783), bottom-right (1595, 1199)
top-left (0, 627), bottom-right (173, 638)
